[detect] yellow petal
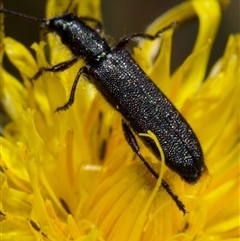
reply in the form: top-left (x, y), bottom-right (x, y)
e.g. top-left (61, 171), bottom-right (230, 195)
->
top-left (4, 37), bottom-right (37, 79)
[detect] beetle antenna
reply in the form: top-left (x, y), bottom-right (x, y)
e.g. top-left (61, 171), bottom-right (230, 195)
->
top-left (0, 8), bottom-right (46, 23)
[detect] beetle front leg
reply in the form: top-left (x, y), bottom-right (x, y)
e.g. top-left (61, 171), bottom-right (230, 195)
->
top-left (31, 57), bottom-right (78, 81)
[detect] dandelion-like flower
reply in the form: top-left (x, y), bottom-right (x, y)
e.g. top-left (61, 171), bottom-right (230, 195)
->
top-left (0, 0), bottom-right (239, 240)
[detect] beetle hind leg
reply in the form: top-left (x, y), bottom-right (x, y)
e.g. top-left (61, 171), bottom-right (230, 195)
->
top-left (121, 120), bottom-right (186, 215)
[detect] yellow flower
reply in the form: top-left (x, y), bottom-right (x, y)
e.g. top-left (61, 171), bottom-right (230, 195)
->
top-left (0, 0), bottom-right (239, 240)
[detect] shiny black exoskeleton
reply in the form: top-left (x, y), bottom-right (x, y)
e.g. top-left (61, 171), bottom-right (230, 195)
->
top-left (0, 2), bottom-right (207, 214)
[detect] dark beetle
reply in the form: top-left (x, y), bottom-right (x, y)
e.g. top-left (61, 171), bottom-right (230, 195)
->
top-left (0, 1), bottom-right (207, 214)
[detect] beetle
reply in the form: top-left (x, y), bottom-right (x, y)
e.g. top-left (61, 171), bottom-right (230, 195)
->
top-left (0, 0), bottom-right (207, 214)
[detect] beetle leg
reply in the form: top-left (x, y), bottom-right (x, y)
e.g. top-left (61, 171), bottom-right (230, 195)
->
top-left (122, 120), bottom-right (159, 179)
top-left (63, 0), bottom-right (74, 14)
top-left (55, 66), bottom-right (89, 112)
top-left (122, 120), bottom-right (186, 215)
top-left (116, 21), bottom-right (177, 48)
top-left (80, 17), bottom-right (103, 34)
top-left (31, 57), bottom-right (78, 81)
